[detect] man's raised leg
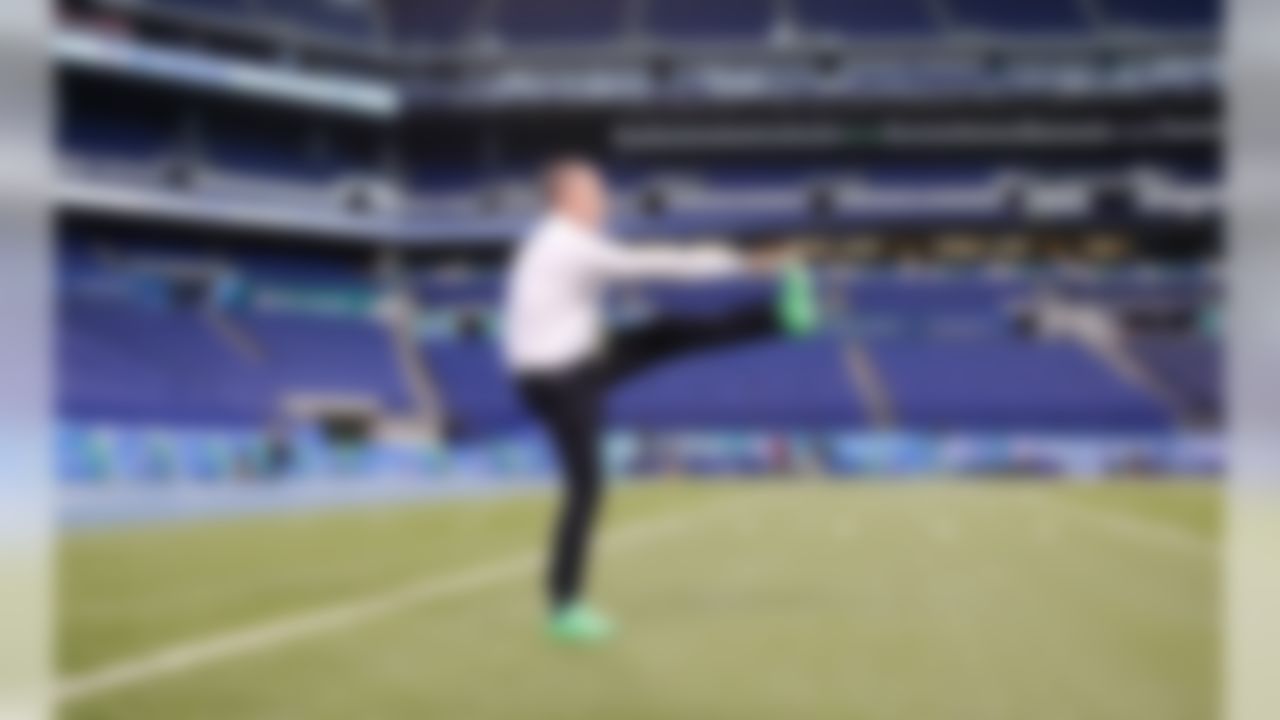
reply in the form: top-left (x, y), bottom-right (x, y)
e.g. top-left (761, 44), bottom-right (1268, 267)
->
top-left (604, 260), bottom-right (821, 385)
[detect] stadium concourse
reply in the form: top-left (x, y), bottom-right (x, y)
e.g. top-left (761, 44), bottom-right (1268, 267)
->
top-left (53, 0), bottom-right (1220, 715)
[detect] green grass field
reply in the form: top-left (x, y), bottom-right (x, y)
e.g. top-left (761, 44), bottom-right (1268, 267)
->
top-left (59, 480), bottom-right (1220, 720)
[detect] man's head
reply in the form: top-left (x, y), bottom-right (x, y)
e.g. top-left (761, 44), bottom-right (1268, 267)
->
top-left (541, 157), bottom-right (609, 231)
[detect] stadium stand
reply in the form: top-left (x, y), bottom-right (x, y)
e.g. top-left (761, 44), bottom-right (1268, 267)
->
top-left (947, 0), bottom-right (1089, 33)
top-left (1100, 0), bottom-right (1219, 29)
top-left (611, 337), bottom-right (866, 429)
top-left (258, 0), bottom-right (382, 44)
top-left (423, 341), bottom-right (530, 435)
top-left (204, 116), bottom-right (342, 183)
top-left (59, 244), bottom-right (1214, 434)
top-left (54, 242), bottom-right (1221, 484)
top-left (494, 0), bottom-right (628, 46)
top-left (383, 0), bottom-right (477, 46)
top-left (1130, 335), bottom-right (1221, 419)
top-left (870, 338), bottom-right (1172, 431)
top-left (59, 296), bottom-right (274, 425)
top-left (415, 273), bottom-right (505, 307)
top-left (79, 0), bottom-right (1219, 55)
top-left (644, 0), bottom-right (777, 42)
top-left (60, 98), bottom-right (179, 164)
top-left (847, 274), bottom-right (1026, 311)
top-left (425, 334), bottom-right (865, 434)
top-left (151, 0), bottom-right (254, 20)
top-left (59, 293), bottom-right (409, 425)
top-left (239, 312), bottom-right (411, 411)
top-left (792, 0), bottom-right (938, 38)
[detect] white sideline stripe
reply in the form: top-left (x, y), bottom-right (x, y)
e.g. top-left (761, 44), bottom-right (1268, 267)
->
top-left (1026, 495), bottom-right (1216, 557)
top-left (59, 500), bottom-right (739, 704)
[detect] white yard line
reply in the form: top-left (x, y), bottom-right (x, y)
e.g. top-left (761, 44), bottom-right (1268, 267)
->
top-left (59, 497), bottom-right (749, 704)
top-left (1024, 495), bottom-right (1217, 558)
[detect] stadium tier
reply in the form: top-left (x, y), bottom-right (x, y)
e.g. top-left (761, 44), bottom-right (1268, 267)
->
top-left (73, 0), bottom-right (1219, 52)
top-left (240, 313), bottom-right (412, 410)
top-left (948, 0), bottom-right (1088, 33)
top-left (257, 0), bottom-right (381, 43)
top-left (611, 336), bottom-right (867, 428)
top-left (59, 294), bottom-right (409, 426)
top-left (1130, 335), bottom-right (1221, 419)
top-left (57, 117), bottom-right (1221, 235)
top-left (205, 117), bottom-right (318, 181)
top-left (422, 342), bottom-right (528, 434)
top-left (1103, 0), bottom-right (1219, 28)
top-left (59, 295), bottom-right (274, 425)
top-left (870, 339), bottom-right (1171, 431)
top-left (152, 0), bottom-right (254, 17)
top-left (58, 244), bottom-right (1216, 433)
top-left (494, 0), bottom-right (629, 46)
top-left (383, 0), bottom-right (475, 45)
top-left (645, 0), bottom-right (777, 42)
top-left (426, 335), bottom-right (868, 435)
top-left (792, 0), bottom-right (937, 38)
top-left (150, 0), bottom-right (383, 43)
top-left (59, 91), bottom-right (180, 165)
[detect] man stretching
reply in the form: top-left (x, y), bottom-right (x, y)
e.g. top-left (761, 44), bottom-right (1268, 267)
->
top-left (503, 158), bottom-right (820, 644)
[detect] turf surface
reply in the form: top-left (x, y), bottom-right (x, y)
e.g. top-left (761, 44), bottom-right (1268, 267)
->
top-left (59, 480), bottom-right (1220, 720)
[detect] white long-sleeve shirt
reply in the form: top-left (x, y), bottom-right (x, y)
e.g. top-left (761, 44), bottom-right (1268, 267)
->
top-left (502, 214), bottom-right (745, 373)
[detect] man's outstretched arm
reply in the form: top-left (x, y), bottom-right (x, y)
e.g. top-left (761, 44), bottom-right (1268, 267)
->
top-left (584, 237), bottom-right (795, 283)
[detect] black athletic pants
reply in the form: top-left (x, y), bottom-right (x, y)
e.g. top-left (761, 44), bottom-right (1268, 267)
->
top-left (517, 302), bottom-right (780, 611)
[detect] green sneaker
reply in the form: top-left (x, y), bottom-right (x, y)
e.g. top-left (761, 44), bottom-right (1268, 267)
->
top-left (547, 603), bottom-right (615, 645)
top-left (776, 259), bottom-right (821, 337)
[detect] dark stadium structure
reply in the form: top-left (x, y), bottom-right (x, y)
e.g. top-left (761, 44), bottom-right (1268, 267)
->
top-left (55, 0), bottom-right (1222, 490)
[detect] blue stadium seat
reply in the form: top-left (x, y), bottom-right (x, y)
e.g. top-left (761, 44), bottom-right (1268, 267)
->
top-left (59, 295), bottom-right (410, 426)
top-left (424, 335), bottom-right (865, 434)
top-left (793, 0), bottom-right (937, 37)
top-left (150, 0), bottom-right (254, 19)
top-left (860, 163), bottom-right (1001, 187)
top-left (386, 0), bottom-right (476, 45)
top-left (61, 112), bottom-right (177, 162)
top-left (848, 276), bottom-right (1028, 318)
top-left (259, 0), bottom-right (382, 44)
top-left (948, 0), bottom-right (1088, 33)
top-left (204, 120), bottom-right (345, 183)
top-left (242, 313), bottom-right (411, 412)
top-left (58, 238), bottom-right (372, 288)
top-left (57, 240), bottom-right (1215, 446)
top-left (611, 337), bottom-right (866, 429)
top-left (871, 339), bottom-right (1172, 430)
top-left (424, 342), bottom-right (531, 434)
top-left (417, 275), bottom-right (505, 307)
top-left (205, 142), bottom-right (331, 182)
top-left (1101, 0), bottom-right (1218, 29)
top-left (645, 0), bottom-right (776, 42)
top-left (411, 166), bottom-right (489, 194)
top-left (232, 251), bottom-right (373, 286)
top-left (1131, 336), bottom-right (1220, 418)
top-left (1056, 277), bottom-right (1215, 309)
top-left (494, 0), bottom-right (627, 45)
top-left (59, 297), bottom-right (274, 425)
top-left (698, 165), bottom-right (828, 189)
